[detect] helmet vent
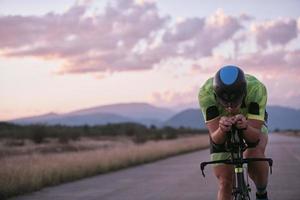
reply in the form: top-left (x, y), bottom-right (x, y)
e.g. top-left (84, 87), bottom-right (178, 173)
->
top-left (220, 66), bottom-right (238, 85)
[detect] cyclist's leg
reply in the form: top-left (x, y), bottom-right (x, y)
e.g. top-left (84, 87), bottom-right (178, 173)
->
top-left (244, 128), bottom-right (269, 195)
top-left (210, 136), bottom-right (234, 200)
top-left (213, 163), bottom-right (234, 200)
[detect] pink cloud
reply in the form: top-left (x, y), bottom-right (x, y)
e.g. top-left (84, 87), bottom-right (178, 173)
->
top-left (238, 50), bottom-right (300, 75)
top-left (1, 0), bottom-right (169, 73)
top-left (151, 87), bottom-right (200, 108)
top-left (160, 9), bottom-right (244, 58)
top-left (0, 4), bottom-right (88, 49)
top-left (252, 18), bottom-right (298, 48)
top-left (0, 2), bottom-right (248, 74)
top-left (262, 72), bottom-right (300, 108)
top-left (0, 0), bottom-right (299, 76)
top-left (193, 49), bottom-right (300, 75)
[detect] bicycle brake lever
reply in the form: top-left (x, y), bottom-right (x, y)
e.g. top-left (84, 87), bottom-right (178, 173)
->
top-left (201, 170), bottom-right (205, 177)
top-left (200, 163), bottom-right (206, 177)
top-left (269, 160), bottom-right (273, 174)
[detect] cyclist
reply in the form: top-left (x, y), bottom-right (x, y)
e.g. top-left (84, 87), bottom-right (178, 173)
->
top-left (198, 65), bottom-right (269, 200)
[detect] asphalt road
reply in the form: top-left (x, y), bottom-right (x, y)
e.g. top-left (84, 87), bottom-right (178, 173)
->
top-left (10, 134), bottom-right (300, 200)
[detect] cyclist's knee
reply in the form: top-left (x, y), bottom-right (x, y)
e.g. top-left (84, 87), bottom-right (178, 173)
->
top-left (218, 177), bottom-right (233, 191)
top-left (214, 165), bottom-right (234, 188)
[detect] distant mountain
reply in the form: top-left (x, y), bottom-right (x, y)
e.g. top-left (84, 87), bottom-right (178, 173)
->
top-left (10, 103), bottom-right (173, 126)
top-left (164, 106), bottom-right (300, 131)
top-left (12, 112), bottom-right (60, 124)
top-left (67, 102), bottom-right (174, 121)
top-left (164, 109), bottom-right (205, 129)
top-left (50, 113), bottom-right (133, 126)
top-left (9, 103), bottom-right (300, 131)
top-left (12, 112), bottom-right (132, 126)
top-left (267, 106), bottom-right (300, 130)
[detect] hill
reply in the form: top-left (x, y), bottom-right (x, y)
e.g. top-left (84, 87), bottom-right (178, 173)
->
top-left (164, 109), bottom-right (205, 129)
top-left (164, 106), bottom-right (300, 131)
top-left (10, 103), bottom-right (173, 126)
top-left (9, 103), bottom-right (300, 131)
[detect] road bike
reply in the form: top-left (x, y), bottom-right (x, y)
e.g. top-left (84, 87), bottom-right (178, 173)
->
top-left (200, 125), bottom-right (273, 200)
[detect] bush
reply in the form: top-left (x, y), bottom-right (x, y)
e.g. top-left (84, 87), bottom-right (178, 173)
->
top-left (5, 139), bottom-right (25, 147)
top-left (58, 135), bottom-right (69, 144)
top-left (164, 133), bottom-right (178, 140)
top-left (31, 125), bottom-right (47, 144)
top-left (132, 134), bottom-right (148, 144)
top-left (274, 128), bottom-right (280, 132)
top-left (0, 122), bottom-right (207, 143)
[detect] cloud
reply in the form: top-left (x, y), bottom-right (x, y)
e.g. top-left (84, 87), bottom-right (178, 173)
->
top-left (251, 18), bottom-right (298, 48)
top-left (0, 3), bottom-right (89, 49)
top-left (189, 48), bottom-right (300, 88)
top-left (1, 0), bottom-right (169, 73)
top-left (225, 50), bottom-right (299, 74)
top-left (237, 50), bottom-right (300, 74)
top-left (0, 1), bottom-right (299, 76)
top-left (159, 9), bottom-right (244, 58)
top-left (0, 1), bottom-right (247, 74)
top-left (262, 71), bottom-right (300, 108)
top-left (150, 87), bottom-right (200, 108)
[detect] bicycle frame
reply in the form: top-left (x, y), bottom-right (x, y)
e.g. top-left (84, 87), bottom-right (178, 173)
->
top-left (200, 126), bottom-right (273, 200)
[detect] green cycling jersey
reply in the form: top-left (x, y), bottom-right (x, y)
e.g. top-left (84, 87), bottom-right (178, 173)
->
top-left (198, 74), bottom-right (267, 123)
top-left (198, 74), bottom-right (268, 162)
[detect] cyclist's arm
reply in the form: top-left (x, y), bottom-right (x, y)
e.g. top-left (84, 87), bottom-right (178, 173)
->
top-left (198, 83), bottom-right (229, 144)
top-left (243, 80), bottom-right (267, 143)
top-left (243, 119), bottom-right (263, 143)
top-left (206, 117), bottom-right (227, 144)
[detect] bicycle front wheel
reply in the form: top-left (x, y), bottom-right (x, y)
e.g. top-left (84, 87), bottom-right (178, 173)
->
top-left (234, 170), bottom-right (250, 200)
top-left (235, 193), bottom-right (250, 200)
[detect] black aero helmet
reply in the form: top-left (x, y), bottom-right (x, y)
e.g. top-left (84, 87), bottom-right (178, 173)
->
top-left (213, 65), bottom-right (246, 107)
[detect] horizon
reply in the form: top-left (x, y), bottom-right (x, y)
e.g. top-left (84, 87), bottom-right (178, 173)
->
top-left (3, 101), bottom-right (298, 121)
top-left (1, 0), bottom-right (300, 120)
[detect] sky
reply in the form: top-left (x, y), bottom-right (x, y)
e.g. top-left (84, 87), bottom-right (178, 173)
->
top-left (0, 0), bottom-right (300, 120)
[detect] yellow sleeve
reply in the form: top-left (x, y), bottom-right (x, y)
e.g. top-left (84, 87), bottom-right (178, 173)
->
top-left (198, 87), bottom-right (219, 122)
top-left (247, 83), bottom-right (267, 121)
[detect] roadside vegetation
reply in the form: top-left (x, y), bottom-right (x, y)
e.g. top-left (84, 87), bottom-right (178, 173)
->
top-left (273, 128), bottom-right (300, 137)
top-left (0, 122), bottom-right (209, 199)
top-left (0, 122), bottom-right (206, 145)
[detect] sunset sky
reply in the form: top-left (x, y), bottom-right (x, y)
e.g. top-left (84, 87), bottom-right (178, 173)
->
top-left (1, 0), bottom-right (300, 120)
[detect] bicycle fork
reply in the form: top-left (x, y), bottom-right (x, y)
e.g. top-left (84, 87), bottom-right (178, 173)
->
top-left (233, 164), bottom-right (250, 199)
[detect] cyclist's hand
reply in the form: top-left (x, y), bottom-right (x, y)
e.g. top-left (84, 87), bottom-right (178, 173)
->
top-left (234, 114), bottom-right (248, 130)
top-left (219, 116), bottom-right (235, 133)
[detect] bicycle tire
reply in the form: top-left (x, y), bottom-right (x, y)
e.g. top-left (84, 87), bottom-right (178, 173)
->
top-left (235, 193), bottom-right (250, 200)
top-left (237, 172), bottom-right (250, 199)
